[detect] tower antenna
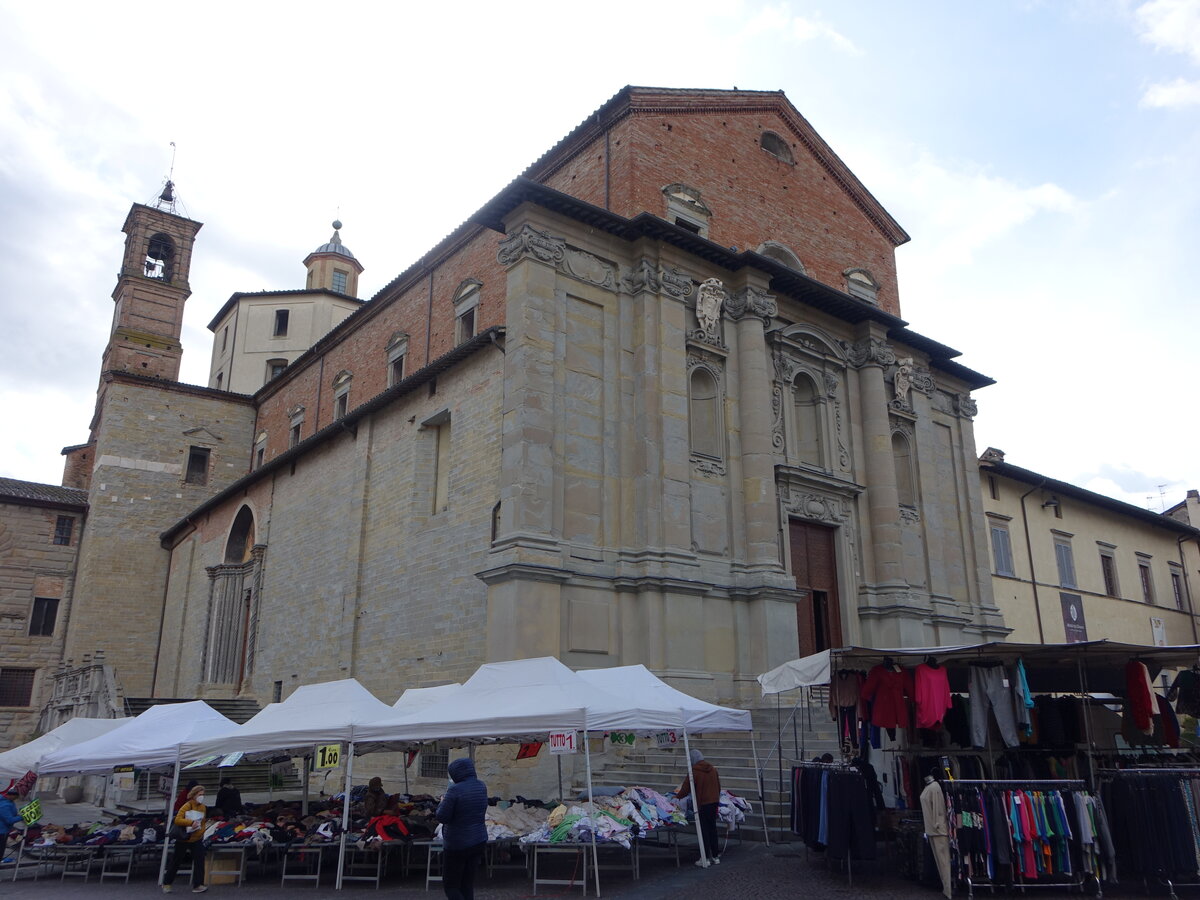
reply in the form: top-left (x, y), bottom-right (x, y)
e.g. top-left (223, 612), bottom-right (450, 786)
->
top-left (152, 142), bottom-right (180, 214)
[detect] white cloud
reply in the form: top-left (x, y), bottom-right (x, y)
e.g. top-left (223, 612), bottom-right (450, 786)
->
top-left (738, 4), bottom-right (862, 54)
top-left (1142, 75), bottom-right (1200, 105)
top-left (1136, 0), bottom-right (1200, 62)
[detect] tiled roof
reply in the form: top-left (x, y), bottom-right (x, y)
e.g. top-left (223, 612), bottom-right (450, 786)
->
top-left (0, 477), bottom-right (88, 509)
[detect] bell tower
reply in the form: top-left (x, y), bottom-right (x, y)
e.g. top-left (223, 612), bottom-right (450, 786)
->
top-left (102, 183), bottom-right (203, 382)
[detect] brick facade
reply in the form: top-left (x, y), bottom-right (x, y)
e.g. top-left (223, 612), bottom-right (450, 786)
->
top-left (0, 481), bottom-right (86, 749)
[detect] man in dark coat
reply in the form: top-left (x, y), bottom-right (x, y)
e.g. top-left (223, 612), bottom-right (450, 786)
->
top-left (436, 757), bottom-right (488, 900)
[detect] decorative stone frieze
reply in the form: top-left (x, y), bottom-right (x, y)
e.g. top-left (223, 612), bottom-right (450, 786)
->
top-left (691, 457), bottom-right (727, 477)
top-left (660, 266), bottom-right (694, 299)
top-left (563, 247), bottom-right (618, 290)
top-left (622, 260), bottom-right (660, 294)
top-left (845, 337), bottom-right (896, 368)
top-left (496, 224), bottom-right (567, 267)
top-left (956, 394), bottom-right (978, 419)
top-left (724, 285), bottom-right (777, 324)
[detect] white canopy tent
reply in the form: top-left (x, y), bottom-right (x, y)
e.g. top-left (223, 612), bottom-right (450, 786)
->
top-left (0, 716), bottom-right (131, 780)
top-left (38, 702), bottom-right (238, 776)
top-left (577, 665), bottom-right (752, 732)
top-left (390, 682), bottom-right (462, 714)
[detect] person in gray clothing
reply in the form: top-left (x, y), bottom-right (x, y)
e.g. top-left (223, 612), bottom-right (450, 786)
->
top-left (436, 757), bottom-right (488, 900)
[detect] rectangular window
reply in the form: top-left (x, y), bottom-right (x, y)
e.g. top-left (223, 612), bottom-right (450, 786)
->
top-left (1172, 571), bottom-right (1187, 611)
top-left (53, 515), bottom-right (74, 546)
top-left (420, 746), bottom-right (449, 779)
top-left (990, 524), bottom-right (1015, 577)
top-left (455, 307), bottom-right (476, 345)
top-left (289, 423), bottom-right (302, 448)
top-left (987, 475), bottom-right (998, 500)
top-left (433, 422), bottom-right (451, 513)
top-left (274, 309), bottom-right (290, 337)
top-left (266, 359), bottom-right (288, 383)
top-left (1100, 553), bottom-right (1119, 597)
top-left (185, 446), bottom-right (210, 485)
top-left (389, 354), bottom-right (405, 388)
top-left (0, 668), bottom-right (36, 707)
top-left (215, 372), bottom-right (223, 391)
top-left (334, 393), bottom-right (348, 419)
top-left (29, 598), bottom-right (59, 636)
top-left (332, 270), bottom-right (348, 293)
top-left (1139, 562), bottom-right (1155, 604)
top-left (255, 446), bottom-right (265, 470)
top-left (1054, 540), bottom-right (1077, 589)
top-left (221, 326), bottom-right (228, 352)
top-left (272, 681), bottom-right (283, 703)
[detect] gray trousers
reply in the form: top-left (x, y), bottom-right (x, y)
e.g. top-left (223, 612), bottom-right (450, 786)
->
top-left (969, 665), bottom-right (1020, 748)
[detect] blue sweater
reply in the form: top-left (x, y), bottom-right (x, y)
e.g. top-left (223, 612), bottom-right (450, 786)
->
top-left (436, 758), bottom-right (488, 850)
top-left (0, 795), bottom-right (23, 838)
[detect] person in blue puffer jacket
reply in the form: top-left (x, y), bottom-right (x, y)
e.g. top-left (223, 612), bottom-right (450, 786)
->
top-left (436, 757), bottom-right (488, 900)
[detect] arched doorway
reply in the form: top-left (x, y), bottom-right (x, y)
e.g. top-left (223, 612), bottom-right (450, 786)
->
top-left (204, 506), bottom-right (264, 691)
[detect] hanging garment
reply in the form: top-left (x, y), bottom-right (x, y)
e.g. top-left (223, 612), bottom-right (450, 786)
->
top-left (915, 663), bottom-right (953, 729)
top-left (969, 665), bottom-right (1020, 748)
top-left (862, 664), bottom-right (914, 730)
top-left (1012, 660), bottom-right (1034, 736)
top-left (1125, 659), bottom-right (1157, 733)
top-left (1169, 669), bottom-right (1200, 717)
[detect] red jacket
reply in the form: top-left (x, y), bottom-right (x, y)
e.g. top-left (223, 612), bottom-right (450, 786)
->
top-left (677, 761), bottom-right (720, 806)
top-left (861, 664), bottom-right (914, 729)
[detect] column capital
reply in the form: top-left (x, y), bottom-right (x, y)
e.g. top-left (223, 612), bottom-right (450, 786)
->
top-left (725, 284), bottom-right (777, 325)
top-left (844, 336), bottom-right (897, 368)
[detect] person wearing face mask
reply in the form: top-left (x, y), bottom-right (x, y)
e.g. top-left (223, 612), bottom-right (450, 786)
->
top-left (163, 784), bottom-right (209, 893)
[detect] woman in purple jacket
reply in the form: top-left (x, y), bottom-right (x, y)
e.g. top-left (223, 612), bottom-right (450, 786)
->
top-left (436, 758), bottom-right (488, 900)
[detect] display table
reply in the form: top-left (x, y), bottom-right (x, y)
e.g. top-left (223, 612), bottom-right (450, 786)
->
top-left (98, 844), bottom-right (162, 884)
top-left (279, 842), bottom-right (337, 887)
top-left (525, 841), bottom-right (638, 895)
top-left (45, 846), bottom-right (97, 882)
top-left (207, 844), bottom-right (249, 886)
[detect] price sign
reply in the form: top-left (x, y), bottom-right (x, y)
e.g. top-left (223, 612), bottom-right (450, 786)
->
top-left (19, 799), bottom-right (41, 825)
top-left (315, 743), bottom-right (342, 769)
top-left (184, 754), bottom-right (219, 770)
top-left (547, 731), bottom-right (578, 755)
top-left (218, 751), bottom-right (244, 768)
top-left (516, 742), bottom-right (543, 760)
top-left (608, 732), bottom-right (636, 747)
top-left (654, 731), bottom-right (679, 749)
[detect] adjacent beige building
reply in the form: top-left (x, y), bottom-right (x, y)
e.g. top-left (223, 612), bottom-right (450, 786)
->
top-left (979, 448), bottom-right (1200, 646)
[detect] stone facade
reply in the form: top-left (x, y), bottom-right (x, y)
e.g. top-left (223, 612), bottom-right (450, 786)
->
top-left (12, 89), bottom-right (1011, 745)
top-left (980, 449), bottom-right (1200, 645)
top-left (0, 479), bottom-right (86, 749)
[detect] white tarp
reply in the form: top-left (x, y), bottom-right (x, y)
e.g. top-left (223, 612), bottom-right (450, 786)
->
top-left (38, 702), bottom-right (238, 775)
top-left (391, 683), bottom-right (462, 712)
top-left (578, 665), bottom-right (752, 732)
top-left (757, 649), bottom-right (832, 695)
top-left (355, 656), bottom-right (707, 743)
top-left (0, 717), bottom-right (132, 779)
top-left (179, 678), bottom-right (395, 761)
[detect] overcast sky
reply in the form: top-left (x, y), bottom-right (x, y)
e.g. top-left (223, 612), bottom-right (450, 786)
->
top-left (1, 0), bottom-right (1197, 512)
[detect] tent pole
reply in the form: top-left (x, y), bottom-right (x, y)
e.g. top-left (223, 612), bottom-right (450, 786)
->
top-left (302, 755), bottom-right (310, 816)
top-left (404, 747), bottom-right (411, 795)
top-left (681, 729), bottom-right (708, 866)
top-left (158, 753), bottom-right (181, 886)
top-left (750, 733), bottom-right (770, 847)
top-left (335, 741), bottom-right (354, 890)
top-left (776, 694), bottom-right (784, 844)
top-left (557, 754), bottom-right (563, 803)
top-left (584, 724), bottom-right (601, 897)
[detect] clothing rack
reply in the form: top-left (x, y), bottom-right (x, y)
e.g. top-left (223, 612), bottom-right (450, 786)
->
top-left (942, 778), bottom-right (1101, 900)
top-left (1097, 767), bottom-right (1200, 899)
top-left (789, 761), bottom-right (874, 886)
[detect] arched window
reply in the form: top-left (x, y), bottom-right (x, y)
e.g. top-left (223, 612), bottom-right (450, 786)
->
top-left (224, 506), bottom-right (256, 564)
top-left (332, 370), bottom-right (352, 419)
top-left (844, 268), bottom-right (879, 304)
top-left (144, 233), bottom-right (175, 280)
top-left (756, 241), bottom-right (805, 272)
top-left (454, 280), bottom-right (481, 344)
top-left (760, 131), bottom-right (795, 164)
top-left (892, 432), bottom-right (916, 507)
top-left (689, 366), bottom-right (722, 458)
top-left (793, 374), bottom-right (824, 467)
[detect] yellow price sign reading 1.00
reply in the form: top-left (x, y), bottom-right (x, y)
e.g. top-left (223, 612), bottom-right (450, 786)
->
top-left (315, 743), bottom-right (342, 769)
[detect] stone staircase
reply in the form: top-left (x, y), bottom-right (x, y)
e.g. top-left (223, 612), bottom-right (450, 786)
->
top-left (574, 698), bottom-right (840, 842)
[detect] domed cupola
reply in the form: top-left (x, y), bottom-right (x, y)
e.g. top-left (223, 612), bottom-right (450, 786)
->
top-left (304, 220), bottom-right (364, 296)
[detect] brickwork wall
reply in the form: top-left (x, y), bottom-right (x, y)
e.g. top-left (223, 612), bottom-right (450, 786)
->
top-left (61, 443), bottom-right (95, 490)
top-left (539, 107), bottom-right (901, 315)
top-left (67, 379), bottom-right (256, 697)
top-left (252, 230), bottom-right (505, 465)
top-left (156, 346), bottom-right (504, 708)
top-left (0, 501), bottom-right (82, 749)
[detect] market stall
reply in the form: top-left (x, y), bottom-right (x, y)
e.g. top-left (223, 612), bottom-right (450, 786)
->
top-left (758, 640), bottom-right (1200, 896)
top-left (0, 716), bottom-right (131, 781)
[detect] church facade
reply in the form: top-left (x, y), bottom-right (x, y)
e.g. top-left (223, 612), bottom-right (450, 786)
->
top-left (22, 88), bottom-right (1009, 733)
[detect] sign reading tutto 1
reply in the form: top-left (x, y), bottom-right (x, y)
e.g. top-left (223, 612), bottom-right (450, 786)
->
top-left (315, 743), bottom-right (342, 769)
top-left (547, 731), bottom-right (578, 755)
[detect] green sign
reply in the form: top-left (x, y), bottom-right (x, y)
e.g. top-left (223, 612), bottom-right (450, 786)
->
top-left (19, 799), bottom-right (41, 825)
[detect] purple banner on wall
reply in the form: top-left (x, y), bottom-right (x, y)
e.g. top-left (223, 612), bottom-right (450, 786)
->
top-left (1060, 593), bottom-right (1088, 643)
